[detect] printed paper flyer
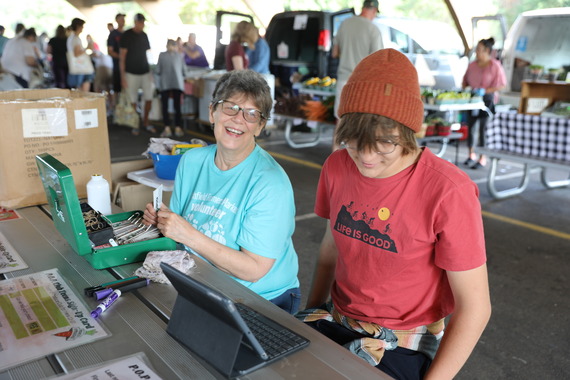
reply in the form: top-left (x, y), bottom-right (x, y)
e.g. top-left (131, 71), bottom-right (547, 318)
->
top-left (0, 269), bottom-right (109, 371)
top-left (0, 208), bottom-right (21, 222)
top-left (0, 231), bottom-right (28, 274)
top-left (52, 352), bottom-right (163, 380)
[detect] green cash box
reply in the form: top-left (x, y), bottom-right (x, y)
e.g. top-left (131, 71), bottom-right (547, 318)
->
top-left (36, 153), bottom-right (177, 269)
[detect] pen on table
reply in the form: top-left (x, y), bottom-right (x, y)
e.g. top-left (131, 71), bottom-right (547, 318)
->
top-left (84, 276), bottom-right (140, 297)
top-left (94, 278), bottom-right (150, 300)
top-left (91, 289), bottom-right (122, 319)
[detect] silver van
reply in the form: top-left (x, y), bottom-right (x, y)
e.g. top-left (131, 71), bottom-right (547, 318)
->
top-left (373, 16), bottom-right (468, 90)
top-left (499, 7), bottom-right (570, 107)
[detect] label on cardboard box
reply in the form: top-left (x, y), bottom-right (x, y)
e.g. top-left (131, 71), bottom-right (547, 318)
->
top-left (21, 108), bottom-right (68, 138)
top-left (74, 109), bottom-right (99, 129)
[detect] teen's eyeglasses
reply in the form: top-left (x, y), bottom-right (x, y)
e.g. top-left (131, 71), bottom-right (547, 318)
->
top-left (215, 100), bottom-right (268, 123)
top-left (340, 139), bottom-right (399, 155)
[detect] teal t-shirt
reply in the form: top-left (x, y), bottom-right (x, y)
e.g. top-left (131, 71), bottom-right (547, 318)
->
top-left (170, 144), bottom-right (300, 300)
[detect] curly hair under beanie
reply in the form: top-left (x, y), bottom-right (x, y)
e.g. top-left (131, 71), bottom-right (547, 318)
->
top-left (337, 48), bottom-right (424, 132)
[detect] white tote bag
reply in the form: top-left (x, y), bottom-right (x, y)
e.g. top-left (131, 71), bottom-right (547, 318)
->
top-left (67, 52), bottom-right (95, 75)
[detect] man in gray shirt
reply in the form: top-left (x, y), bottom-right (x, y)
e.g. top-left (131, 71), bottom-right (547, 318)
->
top-left (332, 0), bottom-right (383, 125)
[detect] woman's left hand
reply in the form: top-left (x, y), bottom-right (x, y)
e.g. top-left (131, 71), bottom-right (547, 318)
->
top-left (156, 205), bottom-right (196, 244)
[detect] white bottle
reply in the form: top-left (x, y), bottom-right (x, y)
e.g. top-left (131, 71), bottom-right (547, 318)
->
top-left (87, 174), bottom-right (112, 215)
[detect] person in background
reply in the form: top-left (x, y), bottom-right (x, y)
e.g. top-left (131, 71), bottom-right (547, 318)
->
top-left (14, 23), bottom-right (26, 38)
top-left (0, 26), bottom-right (9, 60)
top-left (225, 21), bottom-right (256, 71)
top-left (462, 37), bottom-right (506, 169)
top-left (47, 25), bottom-right (68, 89)
top-left (90, 35), bottom-right (113, 94)
top-left (332, 0), bottom-right (383, 147)
top-left (66, 18), bottom-right (94, 92)
top-left (107, 23), bottom-right (114, 33)
top-left (182, 32), bottom-right (209, 68)
top-left (246, 25), bottom-right (269, 74)
top-left (120, 13), bottom-right (156, 135)
top-left (297, 49), bottom-right (491, 380)
top-left (107, 13), bottom-right (125, 107)
top-left (37, 32), bottom-right (49, 60)
top-left (155, 39), bottom-right (185, 138)
top-left (1, 28), bottom-right (39, 88)
top-left (143, 70), bottom-right (301, 314)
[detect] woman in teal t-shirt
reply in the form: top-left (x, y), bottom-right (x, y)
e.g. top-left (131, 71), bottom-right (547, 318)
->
top-left (143, 70), bottom-right (301, 314)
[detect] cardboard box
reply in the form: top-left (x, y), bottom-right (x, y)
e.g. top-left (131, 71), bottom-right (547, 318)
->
top-left (0, 89), bottom-right (111, 209)
top-left (114, 182), bottom-right (172, 212)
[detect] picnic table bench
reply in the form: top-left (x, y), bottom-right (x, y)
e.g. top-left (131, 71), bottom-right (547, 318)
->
top-left (479, 112), bottom-right (570, 199)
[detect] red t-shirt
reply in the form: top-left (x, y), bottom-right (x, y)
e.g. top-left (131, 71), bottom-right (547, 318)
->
top-left (225, 40), bottom-right (249, 71)
top-left (315, 148), bottom-right (486, 330)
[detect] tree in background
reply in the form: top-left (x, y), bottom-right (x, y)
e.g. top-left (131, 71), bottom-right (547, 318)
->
top-left (496, 0), bottom-right (569, 27)
top-left (283, 0), bottom-right (353, 11)
top-left (179, 0), bottom-right (252, 25)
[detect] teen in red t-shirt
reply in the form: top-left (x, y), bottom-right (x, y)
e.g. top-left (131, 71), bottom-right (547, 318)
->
top-left (298, 48), bottom-right (491, 380)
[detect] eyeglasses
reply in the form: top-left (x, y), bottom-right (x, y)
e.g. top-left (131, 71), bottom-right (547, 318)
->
top-left (340, 139), bottom-right (399, 155)
top-left (215, 100), bottom-right (267, 123)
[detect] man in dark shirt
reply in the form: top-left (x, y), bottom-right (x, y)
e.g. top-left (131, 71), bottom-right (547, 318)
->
top-left (119, 13), bottom-right (155, 135)
top-left (107, 13), bottom-right (125, 99)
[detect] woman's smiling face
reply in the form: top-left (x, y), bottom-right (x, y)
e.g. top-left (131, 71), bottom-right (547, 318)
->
top-left (209, 94), bottom-right (265, 155)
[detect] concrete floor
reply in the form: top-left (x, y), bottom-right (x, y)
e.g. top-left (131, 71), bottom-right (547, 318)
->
top-left (109, 117), bottom-right (570, 380)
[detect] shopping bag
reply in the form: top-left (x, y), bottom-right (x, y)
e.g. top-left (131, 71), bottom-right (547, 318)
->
top-left (67, 52), bottom-right (95, 75)
top-left (114, 92), bottom-right (140, 129)
top-left (148, 96), bottom-right (162, 121)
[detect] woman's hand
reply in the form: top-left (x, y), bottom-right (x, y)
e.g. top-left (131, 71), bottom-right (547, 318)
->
top-left (142, 202), bottom-right (158, 226)
top-left (156, 205), bottom-right (196, 244)
top-left (143, 202), bottom-right (195, 244)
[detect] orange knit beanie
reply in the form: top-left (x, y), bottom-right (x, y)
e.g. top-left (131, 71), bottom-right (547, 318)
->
top-left (337, 48), bottom-right (424, 132)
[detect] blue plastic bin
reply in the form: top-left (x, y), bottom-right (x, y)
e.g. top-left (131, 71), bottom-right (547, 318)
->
top-left (150, 152), bottom-right (182, 180)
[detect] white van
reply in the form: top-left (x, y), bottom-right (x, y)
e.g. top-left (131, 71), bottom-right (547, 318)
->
top-left (499, 7), bottom-right (570, 107)
top-left (373, 16), bottom-right (468, 90)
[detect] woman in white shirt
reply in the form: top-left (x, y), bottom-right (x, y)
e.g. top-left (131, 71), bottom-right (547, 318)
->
top-left (67, 18), bottom-right (94, 92)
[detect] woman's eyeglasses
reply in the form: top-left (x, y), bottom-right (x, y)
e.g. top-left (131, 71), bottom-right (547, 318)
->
top-left (340, 139), bottom-right (399, 155)
top-left (215, 100), bottom-right (268, 123)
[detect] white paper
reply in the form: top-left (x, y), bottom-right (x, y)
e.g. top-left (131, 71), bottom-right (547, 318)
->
top-left (293, 14), bottom-right (309, 30)
top-left (526, 97), bottom-right (550, 113)
top-left (0, 269), bottom-right (110, 371)
top-left (153, 184), bottom-right (163, 211)
top-left (0, 231), bottom-right (28, 273)
top-left (74, 108), bottom-right (99, 129)
top-left (22, 108), bottom-right (68, 138)
top-left (277, 41), bottom-right (289, 59)
top-left (52, 352), bottom-right (163, 380)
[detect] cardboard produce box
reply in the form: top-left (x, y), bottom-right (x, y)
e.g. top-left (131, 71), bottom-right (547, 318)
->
top-left (0, 89), bottom-right (112, 209)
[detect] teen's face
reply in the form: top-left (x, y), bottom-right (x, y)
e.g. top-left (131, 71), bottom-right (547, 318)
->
top-left (342, 134), bottom-right (406, 178)
top-left (209, 94), bottom-right (265, 154)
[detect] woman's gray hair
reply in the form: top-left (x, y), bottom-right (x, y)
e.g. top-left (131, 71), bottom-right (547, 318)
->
top-left (211, 70), bottom-right (273, 121)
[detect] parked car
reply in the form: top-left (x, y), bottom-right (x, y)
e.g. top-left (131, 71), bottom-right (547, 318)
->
top-left (212, 11), bottom-right (255, 70)
top-left (373, 16), bottom-right (468, 90)
top-left (264, 9), bottom-right (354, 87)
